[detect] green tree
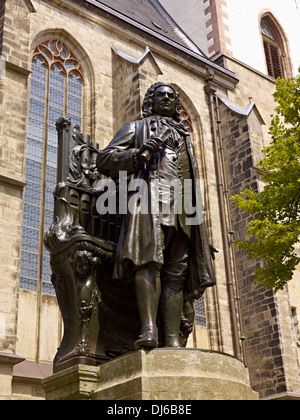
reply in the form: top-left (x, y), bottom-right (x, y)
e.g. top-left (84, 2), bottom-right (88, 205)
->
top-left (233, 72), bottom-right (300, 292)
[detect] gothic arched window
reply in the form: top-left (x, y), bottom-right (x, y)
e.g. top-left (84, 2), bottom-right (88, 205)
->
top-left (261, 18), bottom-right (283, 79)
top-left (260, 15), bottom-right (294, 80)
top-left (20, 40), bottom-right (84, 294)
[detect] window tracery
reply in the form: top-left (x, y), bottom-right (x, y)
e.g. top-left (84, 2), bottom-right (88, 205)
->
top-left (180, 105), bottom-right (193, 133)
top-left (32, 39), bottom-right (84, 83)
top-left (261, 19), bottom-right (277, 41)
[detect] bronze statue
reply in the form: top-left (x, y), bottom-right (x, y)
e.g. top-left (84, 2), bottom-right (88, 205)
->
top-left (96, 82), bottom-right (216, 350)
top-left (45, 83), bottom-right (216, 372)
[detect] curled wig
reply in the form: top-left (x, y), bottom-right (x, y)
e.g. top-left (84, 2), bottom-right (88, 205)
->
top-left (142, 82), bottom-right (182, 122)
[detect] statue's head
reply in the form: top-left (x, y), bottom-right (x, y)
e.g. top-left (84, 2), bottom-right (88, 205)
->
top-left (142, 82), bottom-right (181, 122)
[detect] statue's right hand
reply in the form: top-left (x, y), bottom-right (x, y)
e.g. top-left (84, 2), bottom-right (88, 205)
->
top-left (138, 138), bottom-right (162, 163)
top-left (138, 138), bottom-right (161, 156)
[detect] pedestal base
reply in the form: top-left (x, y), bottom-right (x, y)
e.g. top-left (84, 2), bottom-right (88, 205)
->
top-left (42, 349), bottom-right (259, 400)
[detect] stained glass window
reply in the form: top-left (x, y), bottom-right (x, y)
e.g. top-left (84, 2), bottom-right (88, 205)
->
top-left (180, 105), bottom-right (193, 133)
top-left (20, 40), bottom-right (84, 295)
top-left (194, 297), bottom-right (206, 327)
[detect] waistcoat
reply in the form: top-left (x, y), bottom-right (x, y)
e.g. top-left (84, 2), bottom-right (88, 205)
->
top-left (157, 127), bottom-right (191, 238)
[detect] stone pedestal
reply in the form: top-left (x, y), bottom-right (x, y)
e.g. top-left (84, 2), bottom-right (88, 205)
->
top-left (42, 349), bottom-right (259, 400)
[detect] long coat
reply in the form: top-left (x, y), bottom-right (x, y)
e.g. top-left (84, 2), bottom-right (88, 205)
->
top-left (97, 115), bottom-right (216, 300)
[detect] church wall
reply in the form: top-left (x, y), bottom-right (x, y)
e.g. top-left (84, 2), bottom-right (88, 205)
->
top-left (219, 103), bottom-right (300, 397)
top-left (0, 0), bottom-right (32, 357)
top-left (0, 0), bottom-right (33, 400)
top-left (289, 271), bottom-right (300, 364)
top-left (223, 57), bottom-right (276, 129)
top-left (224, 56), bottom-right (300, 397)
top-left (5, 0), bottom-right (238, 381)
top-left (0, 0), bottom-right (299, 400)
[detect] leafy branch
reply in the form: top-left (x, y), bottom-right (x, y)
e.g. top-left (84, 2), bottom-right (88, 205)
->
top-left (233, 71), bottom-right (300, 292)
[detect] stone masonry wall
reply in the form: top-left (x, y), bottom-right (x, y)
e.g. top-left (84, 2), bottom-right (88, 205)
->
top-left (10, 0), bottom-right (234, 367)
top-left (1, 0), bottom-right (31, 72)
top-left (220, 105), bottom-right (282, 397)
top-left (112, 49), bottom-right (165, 133)
top-left (0, 0), bottom-right (32, 356)
top-left (5, 0), bottom-right (298, 400)
top-left (220, 104), bottom-right (300, 398)
top-left (112, 54), bottom-right (142, 133)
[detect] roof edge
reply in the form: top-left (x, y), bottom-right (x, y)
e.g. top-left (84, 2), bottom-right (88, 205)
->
top-left (80, 0), bottom-right (239, 84)
top-left (111, 45), bottom-right (163, 75)
top-left (216, 92), bottom-right (266, 125)
top-left (24, 0), bottom-right (37, 13)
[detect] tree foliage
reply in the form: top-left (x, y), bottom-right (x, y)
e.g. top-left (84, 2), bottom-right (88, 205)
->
top-left (233, 72), bottom-right (300, 292)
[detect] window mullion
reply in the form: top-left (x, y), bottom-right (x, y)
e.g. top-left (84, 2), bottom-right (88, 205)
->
top-left (64, 74), bottom-right (68, 117)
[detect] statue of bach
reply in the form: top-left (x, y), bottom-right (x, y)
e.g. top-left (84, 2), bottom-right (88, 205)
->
top-left (96, 82), bottom-right (216, 350)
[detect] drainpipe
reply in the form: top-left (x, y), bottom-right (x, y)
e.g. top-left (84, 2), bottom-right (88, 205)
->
top-left (204, 81), bottom-right (241, 361)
